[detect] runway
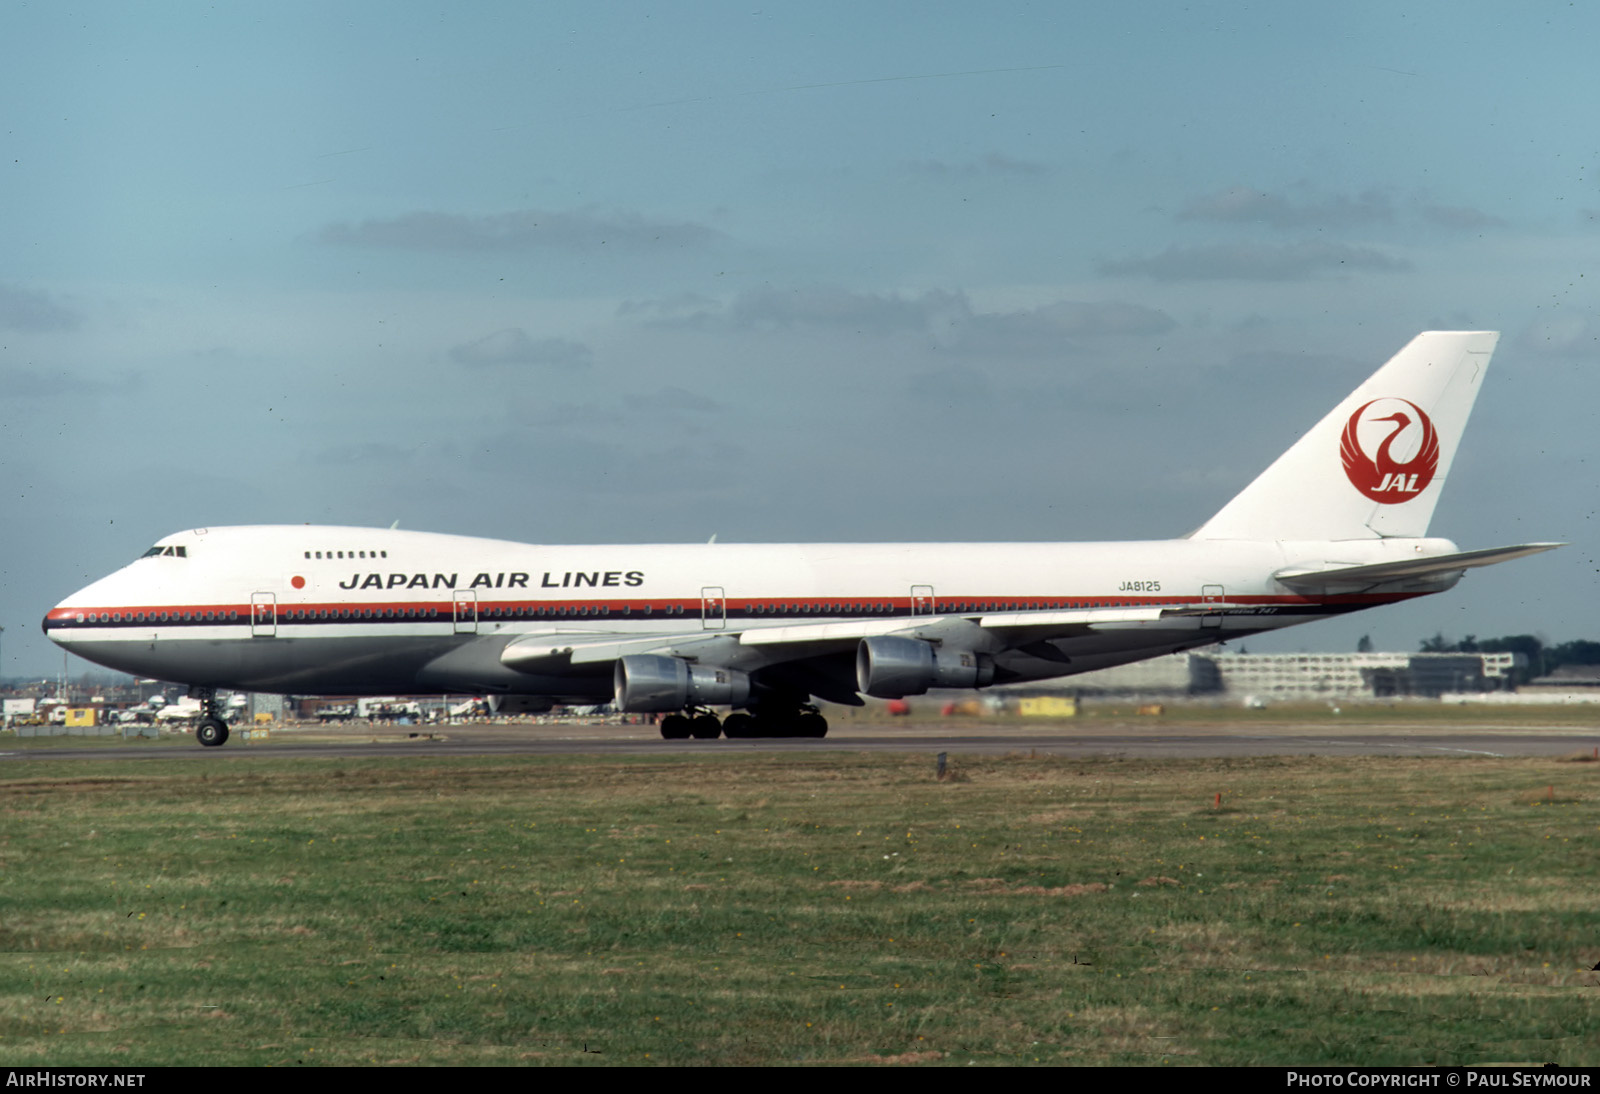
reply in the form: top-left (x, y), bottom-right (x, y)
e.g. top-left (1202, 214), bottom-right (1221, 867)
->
top-left (6, 718), bottom-right (1598, 762)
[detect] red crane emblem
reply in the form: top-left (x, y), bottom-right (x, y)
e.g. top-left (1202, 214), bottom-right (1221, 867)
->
top-left (1339, 398), bottom-right (1439, 503)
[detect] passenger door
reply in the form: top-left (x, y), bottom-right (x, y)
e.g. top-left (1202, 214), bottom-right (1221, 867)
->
top-left (251, 592), bottom-right (277, 638)
top-left (701, 586), bottom-right (727, 630)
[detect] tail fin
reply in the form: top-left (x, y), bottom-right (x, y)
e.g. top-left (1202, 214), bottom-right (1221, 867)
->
top-left (1191, 331), bottom-right (1498, 541)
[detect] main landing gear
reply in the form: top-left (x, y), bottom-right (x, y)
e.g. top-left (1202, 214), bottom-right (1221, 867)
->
top-left (191, 688), bottom-right (230, 748)
top-left (658, 704), bottom-right (828, 740)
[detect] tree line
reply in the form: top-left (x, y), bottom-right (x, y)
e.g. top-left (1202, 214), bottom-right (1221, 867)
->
top-left (1412, 634), bottom-right (1600, 685)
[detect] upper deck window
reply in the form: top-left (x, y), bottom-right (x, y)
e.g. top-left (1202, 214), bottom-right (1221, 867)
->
top-left (305, 547), bottom-right (389, 560)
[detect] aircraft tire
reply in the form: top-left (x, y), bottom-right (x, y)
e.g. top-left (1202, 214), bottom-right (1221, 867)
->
top-left (721, 713), bottom-right (755, 739)
top-left (196, 718), bottom-right (230, 748)
top-left (690, 713), bottom-right (722, 739)
top-left (659, 714), bottom-right (692, 740)
top-left (795, 712), bottom-right (828, 738)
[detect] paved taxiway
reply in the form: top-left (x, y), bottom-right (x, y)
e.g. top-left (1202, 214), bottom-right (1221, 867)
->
top-left (5, 718), bottom-right (1598, 762)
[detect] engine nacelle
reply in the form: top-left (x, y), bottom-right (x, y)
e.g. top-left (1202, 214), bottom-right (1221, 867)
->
top-left (613, 655), bottom-right (751, 713)
top-left (855, 636), bottom-right (994, 698)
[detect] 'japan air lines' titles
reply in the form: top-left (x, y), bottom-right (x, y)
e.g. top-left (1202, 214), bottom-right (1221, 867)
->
top-left (337, 571), bottom-right (645, 591)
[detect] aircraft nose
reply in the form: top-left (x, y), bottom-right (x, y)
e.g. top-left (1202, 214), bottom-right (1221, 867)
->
top-left (44, 597), bottom-right (84, 645)
top-left (45, 573), bottom-right (111, 647)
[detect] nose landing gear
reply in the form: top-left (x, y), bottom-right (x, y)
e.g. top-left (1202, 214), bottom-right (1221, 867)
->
top-left (191, 688), bottom-right (230, 747)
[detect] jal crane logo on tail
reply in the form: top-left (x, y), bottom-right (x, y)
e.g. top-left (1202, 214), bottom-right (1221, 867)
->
top-left (1339, 398), bottom-right (1440, 503)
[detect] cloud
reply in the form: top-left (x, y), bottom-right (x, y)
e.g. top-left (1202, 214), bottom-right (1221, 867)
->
top-left (904, 363), bottom-right (995, 405)
top-left (0, 282), bottom-right (82, 332)
top-left (1204, 350), bottom-right (1356, 401)
top-left (508, 386), bottom-right (722, 429)
top-left (467, 430), bottom-right (749, 497)
top-left (1099, 241), bottom-right (1410, 281)
top-left (904, 152), bottom-right (1049, 177)
top-left (1178, 186), bottom-right (1505, 234)
top-left (0, 367), bottom-right (139, 398)
top-left (972, 299), bottom-right (1177, 340)
top-left (449, 329), bottom-right (592, 369)
top-left (305, 441), bottom-right (428, 467)
top-left (725, 286), bottom-right (958, 334)
top-left (1179, 186), bottom-right (1394, 230)
top-left (678, 286), bottom-right (1175, 350)
top-left (621, 385), bottom-right (721, 413)
top-left (315, 208), bottom-right (721, 252)
top-left (616, 293), bottom-right (719, 317)
top-left (1515, 314), bottom-right (1600, 358)
top-left (1416, 204), bottom-right (1506, 230)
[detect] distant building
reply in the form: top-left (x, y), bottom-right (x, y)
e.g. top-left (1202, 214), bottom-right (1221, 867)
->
top-left (1003, 649), bottom-right (1522, 701)
top-left (1522, 664), bottom-right (1600, 693)
top-left (1209, 651), bottom-right (1521, 699)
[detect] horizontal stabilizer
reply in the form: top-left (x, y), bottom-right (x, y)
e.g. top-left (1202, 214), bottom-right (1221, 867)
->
top-left (1275, 543), bottom-right (1563, 590)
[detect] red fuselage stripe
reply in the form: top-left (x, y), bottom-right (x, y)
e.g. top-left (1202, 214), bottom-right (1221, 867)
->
top-left (43, 591), bottom-right (1422, 628)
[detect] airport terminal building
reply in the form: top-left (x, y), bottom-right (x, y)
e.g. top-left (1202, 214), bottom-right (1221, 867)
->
top-left (1017, 650), bottom-right (1525, 701)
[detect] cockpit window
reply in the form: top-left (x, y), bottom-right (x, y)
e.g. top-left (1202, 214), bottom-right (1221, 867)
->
top-left (140, 545), bottom-right (188, 559)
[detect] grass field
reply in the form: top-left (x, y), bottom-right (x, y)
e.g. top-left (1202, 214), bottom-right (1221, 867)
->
top-left (851, 699), bottom-right (1600, 730)
top-left (2, 747), bottom-right (1597, 1066)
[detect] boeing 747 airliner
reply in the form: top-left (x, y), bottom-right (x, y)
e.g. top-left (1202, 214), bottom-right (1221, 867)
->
top-left (44, 331), bottom-right (1558, 745)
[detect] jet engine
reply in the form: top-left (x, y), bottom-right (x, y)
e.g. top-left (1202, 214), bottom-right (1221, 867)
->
top-left (855, 636), bottom-right (994, 699)
top-left (613, 655), bottom-right (751, 712)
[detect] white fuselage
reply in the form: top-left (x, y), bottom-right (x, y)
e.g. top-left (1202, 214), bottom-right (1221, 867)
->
top-left (44, 524), bottom-right (1445, 699)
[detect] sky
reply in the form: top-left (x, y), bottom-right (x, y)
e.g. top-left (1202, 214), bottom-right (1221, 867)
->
top-left (3, 1), bottom-right (1597, 678)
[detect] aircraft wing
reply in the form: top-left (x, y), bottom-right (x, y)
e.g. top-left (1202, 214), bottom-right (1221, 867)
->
top-left (499, 620), bottom-right (936, 674)
top-left (736, 605), bottom-right (1168, 646)
top-left (499, 605), bottom-right (1192, 675)
top-left (1274, 542), bottom-right (1563, 591)
top-left (500, 629), bottom-right (726, 671)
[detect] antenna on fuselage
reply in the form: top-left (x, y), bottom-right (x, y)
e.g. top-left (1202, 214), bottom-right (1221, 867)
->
top-left (390, 520), bottom-right (400, 530)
